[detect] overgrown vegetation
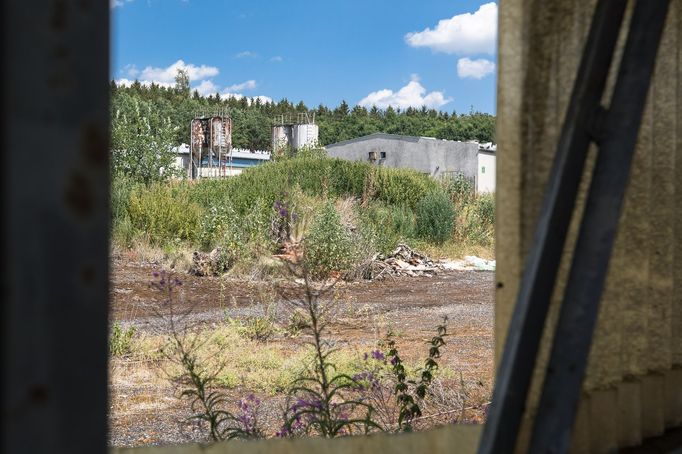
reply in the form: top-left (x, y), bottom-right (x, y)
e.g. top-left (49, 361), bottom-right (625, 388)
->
top-left (111, 154), bottom-right (494, 276)
top-left (415, 192), bottom-right (455, 245)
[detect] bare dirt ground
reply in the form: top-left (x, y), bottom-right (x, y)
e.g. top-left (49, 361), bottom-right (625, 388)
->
top-left (108, 256), bottom-right (495, 448)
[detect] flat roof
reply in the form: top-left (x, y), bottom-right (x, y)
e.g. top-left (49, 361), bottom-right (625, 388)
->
top-left (325, 132), bottom-right (479, 149)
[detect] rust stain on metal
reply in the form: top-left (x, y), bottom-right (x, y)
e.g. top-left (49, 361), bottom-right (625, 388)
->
top-left (81, 264), bottom-right (96, 285)
top-left (50, 0), bottom-right (68, 31)
top-left (81, 123), bottom-right (108, 169)
top-left (28, 385), bottom-right (50, 405)
top-left (64, 171), bottom-right (94, 219)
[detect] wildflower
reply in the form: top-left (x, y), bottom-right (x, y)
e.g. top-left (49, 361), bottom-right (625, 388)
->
top-left (371, 350), bottom-right (385, 361)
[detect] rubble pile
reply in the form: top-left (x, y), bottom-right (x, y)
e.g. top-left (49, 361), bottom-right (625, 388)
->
top-left (189, 247), bottom-right (229, 276)
top-left (365, 245), bottom-right (496, 280)
top-left (366, 244), bottom-right (438, 279)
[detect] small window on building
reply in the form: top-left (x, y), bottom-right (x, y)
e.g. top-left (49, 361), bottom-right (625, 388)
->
top-left (380, 151), bottom-right (386, 159)
top-left (481, 166), bottom-right (486, 174)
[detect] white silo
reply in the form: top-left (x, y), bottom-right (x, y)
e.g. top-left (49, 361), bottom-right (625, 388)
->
top-left (292, 123), bottom-right (319, 149)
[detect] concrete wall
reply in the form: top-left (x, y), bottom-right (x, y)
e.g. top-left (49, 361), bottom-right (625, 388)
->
top-left (477, 152), bottom-right (496, 193)
top-left (112, 424), bottom-right (481, 454)
top-left (496, 0), bottom-right (682, 451)
top-left (326, 134), bottom-right (479, 181)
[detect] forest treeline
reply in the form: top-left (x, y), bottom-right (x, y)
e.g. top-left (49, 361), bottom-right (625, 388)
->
top-left (111, 75), bottom-right (495, 151)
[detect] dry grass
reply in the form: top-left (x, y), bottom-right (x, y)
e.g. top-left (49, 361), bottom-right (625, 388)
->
top-left (417, 240), bottom-right (494, 261)
top-left (117, 322), bottom-right (465, 396)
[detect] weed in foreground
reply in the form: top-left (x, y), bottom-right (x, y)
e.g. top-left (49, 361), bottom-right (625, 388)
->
top-left (151, 271), bottom-right (265, 441)
top-left (149, 264), bottom-right (461, 443)
top-left (110, 322), bottom-right (136, 357)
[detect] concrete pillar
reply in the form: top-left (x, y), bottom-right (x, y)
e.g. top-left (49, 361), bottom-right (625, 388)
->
top-left (617, 380), bottom-right (642, 448)
top-left (495, 0), bottom-right (682, 452)
top-left (588, 389), bottom-right (619, 454)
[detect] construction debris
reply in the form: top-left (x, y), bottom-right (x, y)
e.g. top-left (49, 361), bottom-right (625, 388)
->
top-left (366, 244), bottom-right (438, 279)
top-left (189, 247), bottom-right (229, 276)
top-left (366, 245), bottom-right (496, 280)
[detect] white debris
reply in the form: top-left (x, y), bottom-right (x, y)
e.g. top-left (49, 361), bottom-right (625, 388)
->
top-left (438, 256), bottom-right (496, 271)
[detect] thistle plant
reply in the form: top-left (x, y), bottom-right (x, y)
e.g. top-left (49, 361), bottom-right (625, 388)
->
top-left (387, 316), bottom-right (448, 431)
top-left (151, 271), bottom-right (265, 442)
top-left (276, 263), bottom-right (382, 438)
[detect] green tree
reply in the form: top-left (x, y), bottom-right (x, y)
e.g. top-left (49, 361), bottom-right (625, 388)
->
top-left (111, 95), bottom-right (180, 184)
top-left (174, 68), bottom-right (190, 97)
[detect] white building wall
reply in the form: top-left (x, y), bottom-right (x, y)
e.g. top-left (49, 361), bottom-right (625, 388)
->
top-left (477, 152), bottom-right (496, 193)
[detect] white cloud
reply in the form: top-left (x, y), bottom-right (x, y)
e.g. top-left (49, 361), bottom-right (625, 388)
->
top-left (122, 64), bottom-right (139, 78)
top-left (235, 51), bottom-right (258, 59)
top-left (405, 2), bottom-right (498, 55)
top-left (270, 56), bottom-right (284, 62)
top-left (116, 60), bottom-right (272, 102)
top-left (225, 80), bottom-right (257, 92)
top-left (457, 58), bottom-right (496, 79)
top-left (111, 0), bottom-right (133, 8)
top-left (193, 80), bottom-right (221, 96)
top-left (137, 60), bottom-right (218, 84)
top-left (358, 75), bottom-right (451, 109)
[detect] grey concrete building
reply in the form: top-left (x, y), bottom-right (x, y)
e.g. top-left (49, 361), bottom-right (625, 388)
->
top-left (325, 133), bottom-right (495, 192)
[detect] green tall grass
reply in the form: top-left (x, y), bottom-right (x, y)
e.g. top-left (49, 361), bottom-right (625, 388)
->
top-left (111, 155), bottom-right (495, 273)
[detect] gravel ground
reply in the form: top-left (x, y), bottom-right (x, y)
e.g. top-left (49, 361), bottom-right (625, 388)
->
top-left (109, 257), bottom-right (494, 448)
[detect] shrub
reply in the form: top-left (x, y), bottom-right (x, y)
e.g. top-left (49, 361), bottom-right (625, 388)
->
top-left (185, 155), bottom-right (437, 217)
top-left (440, 173), bottom-right (474, 206)
top-left (286, 309), bottom-right (309, 337)
top-left (415, 191), bottom-right (455, 245)
top-left (229, 316), bottom-right (276, 342)
top-left (304, 202), bottom-right (356, 278)
top-left (111, 176), bottom-right (139, 222)
top-left (110, 322), bottom-right (136, 356)
top-left (128, 182), bottom-right (202, 245)
top-left (111, 176), bottom-right (140, 247)
top-left (459, 193), bottom-right (495, 245)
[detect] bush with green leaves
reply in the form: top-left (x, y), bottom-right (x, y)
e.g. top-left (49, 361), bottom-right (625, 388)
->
top-left (460, 193), bottom-right (495, 245)
top-left (357, 202), bottom-right (416, 255)
top-left (415, 191), bottom-right (455, 245)
top-left (441, 173), bottom-right (474, 206)
top-left (128, 182), bottom-right (201, 245)
top-left (304, 202), bottom-right (357, 278)
top-left (110, 322), bottom-right (136, 356)
top-left (228, 316), bottom-right (276, 342)
top-left (111, 94), bottom-right (180, 184)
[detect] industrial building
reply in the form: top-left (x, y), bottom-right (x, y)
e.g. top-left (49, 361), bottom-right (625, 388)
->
top-left (173, 144), bottom-right (269, 178)
top-left (325, 133), bottom-right (496, 193)
top-left (271, 112), bottom-right (319, 154)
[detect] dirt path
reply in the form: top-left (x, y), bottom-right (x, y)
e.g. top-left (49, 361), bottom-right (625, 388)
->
top-left (109, 257), bottom-right (495, 447)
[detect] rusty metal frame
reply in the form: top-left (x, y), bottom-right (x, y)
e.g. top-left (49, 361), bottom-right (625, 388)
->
top-left (2, 2), bottom-right (110, 453)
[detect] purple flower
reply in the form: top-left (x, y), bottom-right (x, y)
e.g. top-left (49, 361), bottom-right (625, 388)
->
top-left (371, 350), bottom-right (385, 361)
top-left (390, 356), bottom-right (399, 366)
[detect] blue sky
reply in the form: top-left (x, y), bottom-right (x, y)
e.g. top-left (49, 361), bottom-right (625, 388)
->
top-left (111, 0), bottom-right (497, 114)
